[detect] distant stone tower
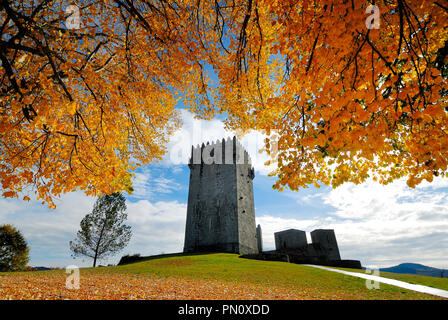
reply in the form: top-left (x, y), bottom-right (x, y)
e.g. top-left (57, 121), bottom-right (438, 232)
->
top-left (183, 137), bottom-right (259, 255)
top-left (311, 229), bottom-right (341, 261)
top-left (256, 224), bottom-right (263, 253)
top-left (274, 229), bottom-right (307, 251)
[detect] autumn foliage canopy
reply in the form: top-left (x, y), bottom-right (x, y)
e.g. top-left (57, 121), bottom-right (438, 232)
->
top-left (0, 0), bottom-right (447, 207)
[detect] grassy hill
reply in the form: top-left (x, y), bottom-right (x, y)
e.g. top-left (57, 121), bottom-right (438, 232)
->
top-left (1, 253), bottom-right (447, 300)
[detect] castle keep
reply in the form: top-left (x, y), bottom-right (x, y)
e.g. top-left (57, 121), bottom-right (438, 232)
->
top-left (183, 137), bottom-right (259, 255)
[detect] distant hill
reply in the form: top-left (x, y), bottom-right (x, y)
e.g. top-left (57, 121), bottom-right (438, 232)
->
top-left (33, 266), bottom-right (52, 271)
top-left (380, 263), bottom-right (447, 278)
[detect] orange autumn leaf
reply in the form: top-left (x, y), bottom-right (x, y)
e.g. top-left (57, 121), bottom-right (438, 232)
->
top-left (0, 1), bottom-right (447, 208)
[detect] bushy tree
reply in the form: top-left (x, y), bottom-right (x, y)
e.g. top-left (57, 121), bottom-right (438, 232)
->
top-left (0, 225), bottom-right (30, 272)
top-left (70, 193), bottom-right (132, 267)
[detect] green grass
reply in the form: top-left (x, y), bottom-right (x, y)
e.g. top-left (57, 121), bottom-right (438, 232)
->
top-left (2, 253), bottom-right (445, 299)
top-left (85, 253), bottom-right (444, 299)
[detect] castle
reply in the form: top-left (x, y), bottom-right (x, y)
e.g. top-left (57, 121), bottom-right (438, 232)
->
top-left (183, 137), bottom-right (259, 255)
top-left (183, 137), bottom-right (360, 268)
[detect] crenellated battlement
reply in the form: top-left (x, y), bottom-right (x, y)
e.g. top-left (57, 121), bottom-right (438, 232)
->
top-left (188, 136), bottom-right (252, 166)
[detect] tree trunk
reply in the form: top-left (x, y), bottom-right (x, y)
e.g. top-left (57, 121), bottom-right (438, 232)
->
top-left (93, 220), bottom-right (107, 267)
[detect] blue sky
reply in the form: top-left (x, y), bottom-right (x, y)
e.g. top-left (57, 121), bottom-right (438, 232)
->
top-left (1, 109), bottom-right (448, 269)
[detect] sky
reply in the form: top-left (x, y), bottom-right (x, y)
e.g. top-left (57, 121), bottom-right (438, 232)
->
top-left (1, 109), bottom-right (448, 269)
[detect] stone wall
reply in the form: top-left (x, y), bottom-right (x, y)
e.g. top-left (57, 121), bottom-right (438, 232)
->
top-left (236, 153), bottom-right (258, 254)
top-left (240, 253), bottom-right (362, 269)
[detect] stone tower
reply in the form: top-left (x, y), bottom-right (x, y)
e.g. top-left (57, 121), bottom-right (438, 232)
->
top-left (256, 224), bottom-right (263, 253)
top-left (274, 229), bottom-right (307, 251)
top-left (183, 137), bottom-right (259, 255)
top-left (310, 229), bottom-right (341, 261)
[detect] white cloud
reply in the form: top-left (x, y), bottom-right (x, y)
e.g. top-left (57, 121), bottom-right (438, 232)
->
top-left (131, 169), bottom-right (152, 198)
top-left (130, 167), bottom-right (182, 199)
top-left (124, 200), bottom-right (187, 256)
top-left (255, 177), bottom-right (448, 269)
top-left (299, 192), bottom-right (326, 205)
top-left (164, 109), bottom-right (277, 175)
top-left (0, 191), bottom-right (187, 267)
top-left (152, 177), bottom-right (182, 194)
top-left (0, 192), bottom-right (96, 267)
top-left (256, 215), bottom-right (320, 249)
